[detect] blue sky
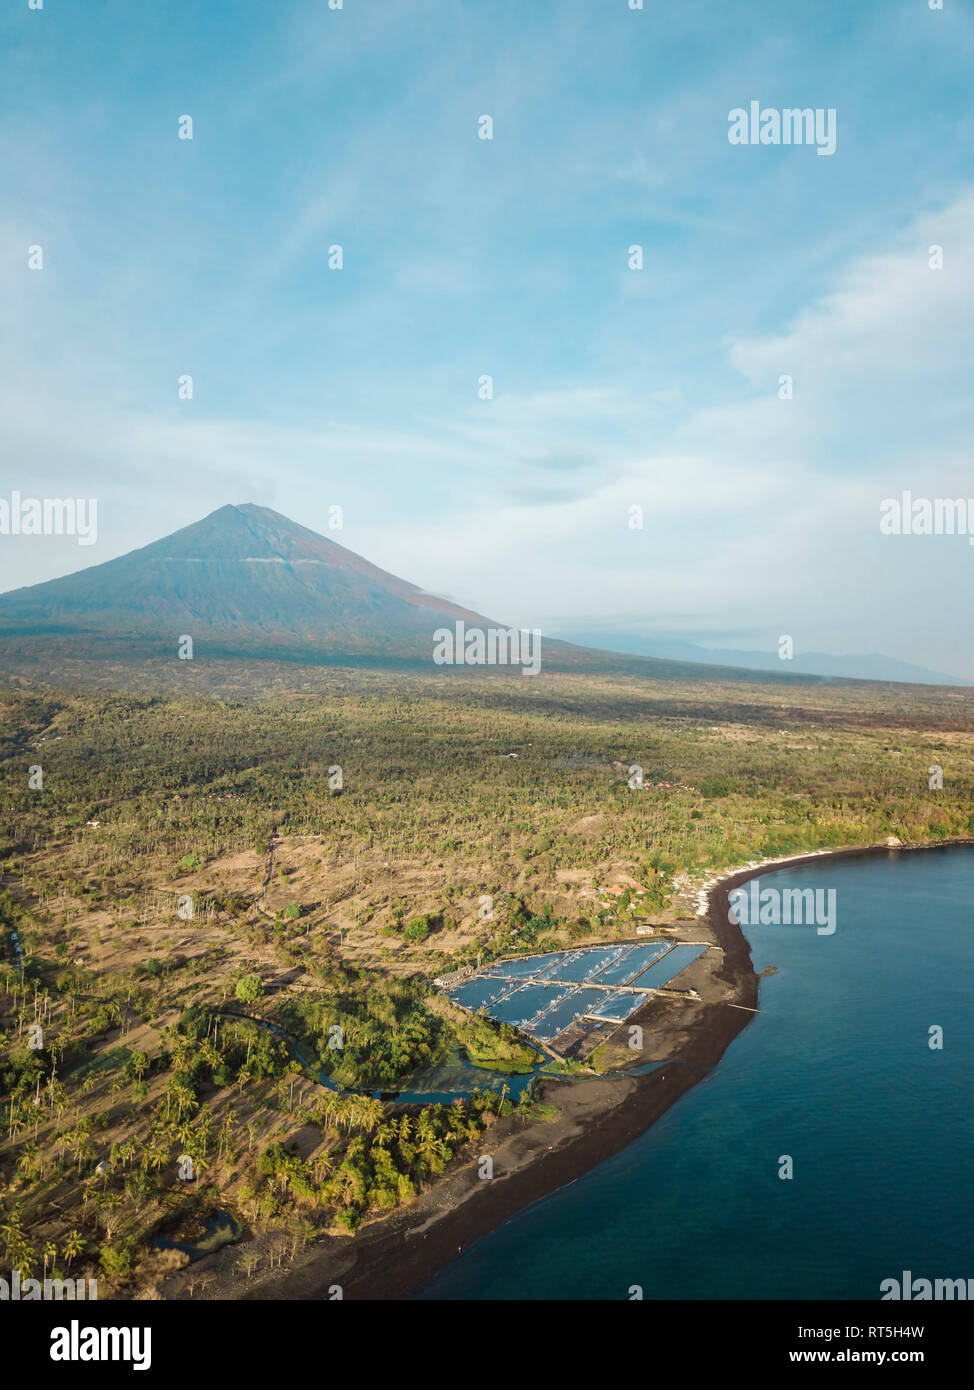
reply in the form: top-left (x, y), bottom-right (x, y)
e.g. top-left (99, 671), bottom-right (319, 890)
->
top-left (2, 0), bottom-right (973, 674)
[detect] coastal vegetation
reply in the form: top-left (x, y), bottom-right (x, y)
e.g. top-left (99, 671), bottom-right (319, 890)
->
top-left (1, 665), bottom-right (972, 1296)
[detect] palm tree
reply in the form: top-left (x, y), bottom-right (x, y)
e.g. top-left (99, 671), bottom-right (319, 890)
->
top-left (316, 1093), bottom-right (338, 1132)
top-left (193, 1109), bottom-right (214, 1159)
top-left (72, 1130), bottom-right (93, 1177)
top-left (0, 1205), bottom-right (23, 1262)
top-left (311, 1150), bottom-right (335, 1187)
top-left (414, 1114), bottom-right (439, 1171)
top-left (168, 1078), bottom-right (196, 1123)
top-left (354, 1097), bottom-right (385, 1133)
top-left (327, 1164), bottom-right (360, 1210)
top-left (16, 1142), bottom-right (40, 1182)
top-left (62, 1230), bottom-right (84, 1268)
top-left (13, 1236), bottom-right (36, 1281)
top-left (80, 1176), bottom-right (98, 1220)
top-left (98, 1192), bottom-right (123, 1243)
top-left (154, 1139), bottom-right (173, 1175)
top-left (217, 1109), bottom-right (238, 1162)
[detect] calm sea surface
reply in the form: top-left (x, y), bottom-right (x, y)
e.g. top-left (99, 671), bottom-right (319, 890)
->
top-left (417, 848), bottom-right (974, 1299)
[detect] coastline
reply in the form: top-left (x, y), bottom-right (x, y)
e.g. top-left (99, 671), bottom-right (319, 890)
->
top-left (194, 837), bottom-right (972, 1303)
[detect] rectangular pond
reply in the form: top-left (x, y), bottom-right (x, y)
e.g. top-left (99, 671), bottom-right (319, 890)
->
top-left (631, 943), bottom-right (707, 987)
top-left (592, 940), bottom-right (672, 985)
top-left (547, 946), bottom-right (629, 983)
top-left (529, 987), bottom-right (612, 1041)
top-left (443, 939), bottom-right (710, 1050)
top-left (585, 989), bottom-right (650, 1023)
top-left (491, 982), bottom-right (576, 1028)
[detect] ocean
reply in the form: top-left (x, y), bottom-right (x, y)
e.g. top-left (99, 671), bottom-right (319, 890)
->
top-left (417, 847), bottom-right (974, 1300)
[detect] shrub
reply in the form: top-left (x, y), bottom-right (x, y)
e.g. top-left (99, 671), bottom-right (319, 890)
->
top-left (403, 916), bottom-right (430, 944)
top-left (235, 974), bottom-right (263, 1004)
top-left (99, 1244), bottom-right (132, 1279)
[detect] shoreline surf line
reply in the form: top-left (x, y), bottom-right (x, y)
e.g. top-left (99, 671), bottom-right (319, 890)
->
top-left (228, 837), bottom-right (973, 1302)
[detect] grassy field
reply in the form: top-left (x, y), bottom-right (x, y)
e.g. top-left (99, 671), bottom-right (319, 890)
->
top-left (1, 664), bottom-right (972, 1294)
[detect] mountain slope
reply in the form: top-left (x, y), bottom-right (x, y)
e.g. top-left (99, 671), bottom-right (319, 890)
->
top-left (0, 504), bottom-right (498, 657)
top-left (0, 504), bottom-right (950, 690)
top-left (552, 628), bottom-right (972, 688)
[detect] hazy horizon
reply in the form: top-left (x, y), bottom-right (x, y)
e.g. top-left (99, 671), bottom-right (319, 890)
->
top-left (2, 498), bottom-right (969, 686)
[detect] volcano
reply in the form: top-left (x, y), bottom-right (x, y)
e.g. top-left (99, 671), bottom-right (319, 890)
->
top-left (0, 503), bottom-right (501, 662)
top-left (0, 503), bottom-right (847, 686)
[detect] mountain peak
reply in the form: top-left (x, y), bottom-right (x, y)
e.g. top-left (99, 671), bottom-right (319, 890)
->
top-left (230, 502), bottom-right (310, 530)
top-left (232, 502), bottom-right (284, 516)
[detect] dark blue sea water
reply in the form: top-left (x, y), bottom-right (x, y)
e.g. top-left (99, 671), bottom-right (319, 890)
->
top-left (417, 847), bottom-right (974, 1300)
